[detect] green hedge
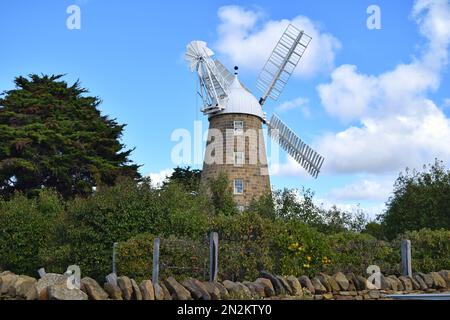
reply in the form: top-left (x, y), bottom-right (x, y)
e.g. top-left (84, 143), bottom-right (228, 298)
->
top-left (326, 232), bottom-right (400, 275)
top-left (1, 181), bottom-right (449, 282)
top-left (111, 216), bottom-right (450, 281)
top-left (116, 233), bottom-right (209, 283)
top-left (395, 228), bottom-right (450, 273)
top-left (0, 190), bottom-right (63, 275)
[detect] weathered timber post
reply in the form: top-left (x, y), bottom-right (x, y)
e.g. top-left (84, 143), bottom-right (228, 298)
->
top-left (209, 232), bottom-right (219, 282)
top-left (401, 239), bottom-right (412, 277)
top-left (152, 237), bottom-right (160, 285)
top-left (112, 242), bottom-right (118, 275)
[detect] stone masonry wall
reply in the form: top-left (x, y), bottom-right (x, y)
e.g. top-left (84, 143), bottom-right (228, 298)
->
top-left (202, 113), bottom-right (271, 208)
top-left (1, 270), bottom-right (449, 300)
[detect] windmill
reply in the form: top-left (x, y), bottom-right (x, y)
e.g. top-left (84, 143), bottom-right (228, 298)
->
top-left (185, 24), bottom-right (324, 209)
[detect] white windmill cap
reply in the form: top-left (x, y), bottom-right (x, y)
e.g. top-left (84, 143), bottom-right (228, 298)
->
top-left (212, 76), bottom-right (265, 121)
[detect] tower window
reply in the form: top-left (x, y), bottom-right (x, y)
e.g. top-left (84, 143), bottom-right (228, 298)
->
top-left (234, 151), bottom-right (244, 166)
top-left (234, 179), bottom-right (244, 195)
top-left (234, 121), bottom-right (244, 135)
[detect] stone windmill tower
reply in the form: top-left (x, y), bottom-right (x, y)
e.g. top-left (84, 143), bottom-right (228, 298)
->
top-left (185, 24), bottom-right (324, 209)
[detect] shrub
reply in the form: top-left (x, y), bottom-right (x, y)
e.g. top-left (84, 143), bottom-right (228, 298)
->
top-left (210, 212), bottom-right (276, 281)
top-left (116, 233), bottom-right (209, 283)
top-left (41, 178), bottom-right (210, 281)
top-left (380, 159), bottom-right (450, 239)
top-left (0, 190), bottom-right (63, 275)
top-left (326, 232), bottom-right (400, 275)
top-left (208, 172), bottom-right (238, 216)
top-left (394, 228), bottom-right (450, 273)
top-left (1, 178), bottom-right (449, 282)
top-left (116, 233), bottom-right (155, 282)
top-left (273, 219), bottom-right (333, 277)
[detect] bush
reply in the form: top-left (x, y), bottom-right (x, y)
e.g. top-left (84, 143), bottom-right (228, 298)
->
top-left (380, 159), bottom-right (450, 239)
top-left (0, 190), bottom-right (63, 275)
top-left (41, 178), bottom-right (210, 281)
top-left (208, 172), bottom-right (238, 216)
top-left (273, 219), bottom-right (332, 277)
top-left (326, 232), bottom-right (400, 275)
top-left (116, 233), bottom-right (209, 283)
top-left (1, 177), bottom-right (449, 282)
top-left (210, 212), bottom-right (276, 281)
top-left (394, 228), bottom-right (450, 273)
top-left (116, 233), bottom-right (155, 282)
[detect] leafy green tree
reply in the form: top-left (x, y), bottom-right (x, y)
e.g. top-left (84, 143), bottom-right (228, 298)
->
top-left (208, 172), bottom-right (238, 216)
top-left (0, 74), bottom-right (139, 199)
top-left (247, 192), bottom-right (276, 220)
top-left (164, 166), bottom-right (201, 193)
top-left (0, 190), bottom-right (63, 275)
top-left (319, 205), bottom-right (368, 234)
top-left (273, 188), bottom-right (322, 225)
top-left (245, 187), bottom-right (368, 233)
top-left (363, 221), bottom-right (385, 239)
top-left (379, 159), bottom-right (450, 239)
top-left (42, 178), bottom-right (210, 280)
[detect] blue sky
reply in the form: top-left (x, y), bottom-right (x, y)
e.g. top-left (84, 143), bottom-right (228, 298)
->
top-left (1, 0), bottom-right (449, 217)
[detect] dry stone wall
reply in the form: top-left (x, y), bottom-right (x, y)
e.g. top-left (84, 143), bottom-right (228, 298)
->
top-left (1, 270), bottom-right (450, 300)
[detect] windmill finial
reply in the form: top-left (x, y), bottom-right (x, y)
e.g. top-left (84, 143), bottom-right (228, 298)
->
top-left (234, 66), bottom-right (239, 75)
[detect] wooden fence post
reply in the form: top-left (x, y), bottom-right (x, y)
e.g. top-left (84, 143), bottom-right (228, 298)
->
top-left (112, 242), bottom-right (118, 275)
top-left (209, 232), bottom-right (219, 282)
top-left (152, 238), bottom-right (160, 285)
top-left (401, 239), bottom-right (412, 277)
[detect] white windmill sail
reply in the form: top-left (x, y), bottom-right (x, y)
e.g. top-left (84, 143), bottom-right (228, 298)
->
top-left (185, 41), bottom-right (231, 114)
top-left (184, 23), bottom-right (325, 179)
top-left (268, 114), bottom-right (324, 178)
top-left (214, 60), bottom-right (235, 88)
top-left (257, 24), bottom-right (311, 106)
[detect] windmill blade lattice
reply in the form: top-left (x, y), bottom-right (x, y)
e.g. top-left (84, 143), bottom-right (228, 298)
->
top-left (214, 60), bottom-right (235, 89)
top-left (185, 41), bottom-right (230, 112)
top-left (268, 114), bottom-right (324, 178)
top-left (257, 24), bottom-right (312, 105)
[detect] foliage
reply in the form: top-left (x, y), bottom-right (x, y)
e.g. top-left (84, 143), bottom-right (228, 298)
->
top-left (327, 232), bottom-right (400, 275)
top-left (40, 178), bottom-right (210, 280)
top-left (0, 74), bottom-right (139, 199)
top-left (164, 166), bottom-right (202, 193)
top-left (363, 221), bottom-right (385, 240)
top-left (208, 171), bottom-right (238, 216)
top-left (393, 228), bottom-right (450, 273)
top-left (273, 188), bottom-right (322, 225)
top-left (247, 192), bottom-right (276, 220)
top-left (250, 187), bottom-right (368, 234)
top-left (0, 190), bottom-right (63, 275)
top-left (380, 159), bottom-right (450, 239)
top-left (116, 233), bottom-right (209, 283)
top-left (318, 205), bottom-right (368, 234)
top-left (115, 233), bottom-right (155, 282)
top-left (210, 212), bottom-right (276, 281)
top-left (1, 174), bottom-right (450, 282)
top-left (272, 219), bottom-right (333, 277)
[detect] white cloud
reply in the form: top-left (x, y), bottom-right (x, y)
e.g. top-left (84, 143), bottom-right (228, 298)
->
top-left (328, 178), bottom-right (392, 202)
top-left (444, 98), bottom-right (450, 108)
top-left (214, 5), bottom-right (341, 77)
top-left (146, 169), bottom-right (173, 187)
top-left (316, 198), bottom-right (385, 220)
top-left (269, 155), bottom-right (311, 179)
top-left (275, 97), bottom-right (310, 117)
top-left (318, 65), bottom-right (379, 122)
top-left (287, 189), bottom-right (384, 219)
top-left (317, 0), bottom-right (450, 175)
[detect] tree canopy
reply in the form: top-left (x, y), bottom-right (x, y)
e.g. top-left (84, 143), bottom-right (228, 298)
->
top-left (164, 166), bottom-right (201, 193)
top-left (379, 159), bottom-right (450, 239)
top-left (0, 74), bottom-right (140, 198)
